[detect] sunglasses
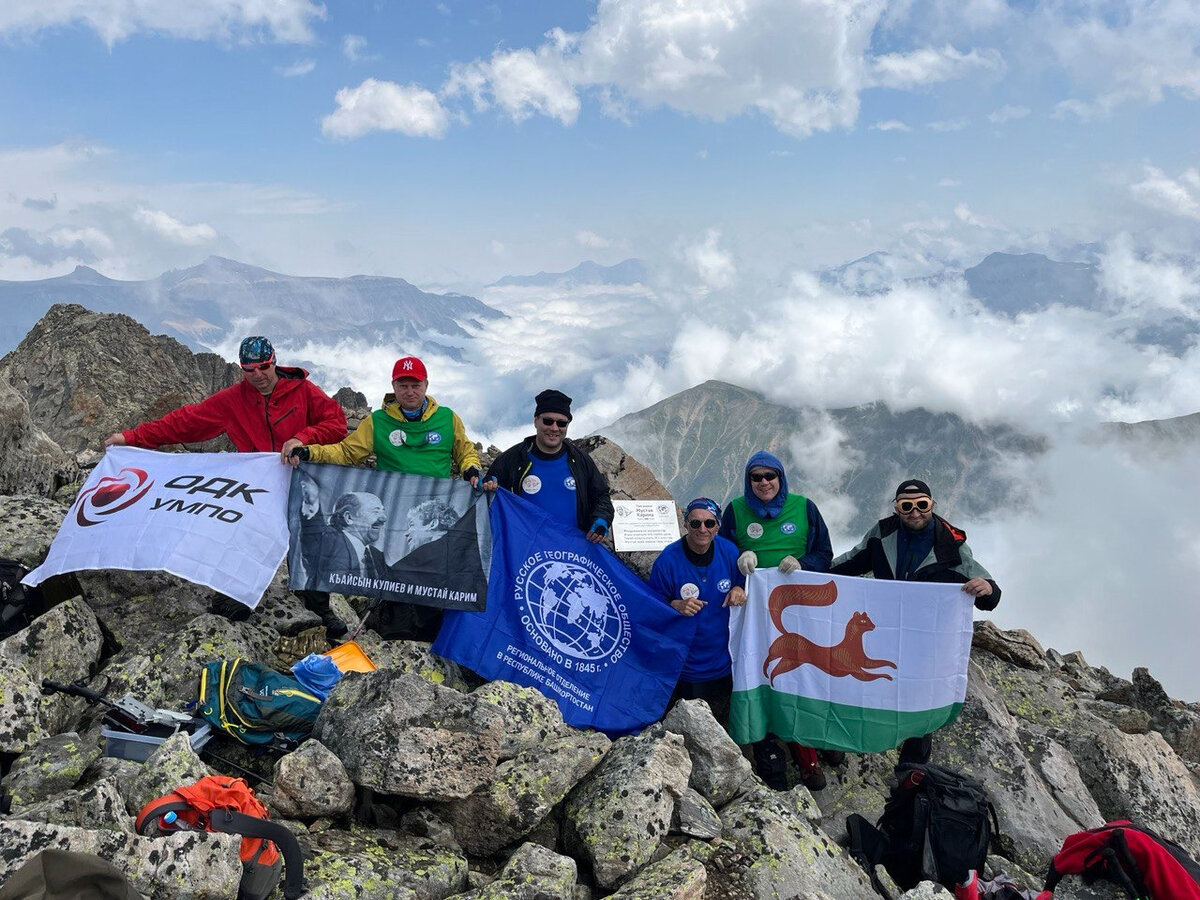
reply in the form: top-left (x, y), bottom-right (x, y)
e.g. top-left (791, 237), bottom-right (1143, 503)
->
top-left (687, 518), bottom-right (718, 530)
top-left (539, 416), bottom-right (570, 428)
top-left (240, 359), bottom-right (273, 372)
top-left (895, 497), bottom-right (933, 513)
top-left (749, 471), bottom-right (778, 483)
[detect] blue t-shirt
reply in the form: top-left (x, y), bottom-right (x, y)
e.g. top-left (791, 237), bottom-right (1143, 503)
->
top-left (522, 452), bottom-right (577, 531)
top-left (648, 535), bottom-right (744, 682)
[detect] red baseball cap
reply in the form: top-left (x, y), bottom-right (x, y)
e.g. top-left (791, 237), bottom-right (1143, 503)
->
top-left (391, 356), bottom-right (427, 381)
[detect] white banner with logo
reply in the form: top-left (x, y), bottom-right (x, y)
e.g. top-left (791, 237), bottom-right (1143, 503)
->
top-left (24, 447), bottom-right (291, 608)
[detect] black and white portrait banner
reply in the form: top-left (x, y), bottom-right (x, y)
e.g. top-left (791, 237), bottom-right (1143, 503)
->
top-left (287, 463), bottom-right (491, 611)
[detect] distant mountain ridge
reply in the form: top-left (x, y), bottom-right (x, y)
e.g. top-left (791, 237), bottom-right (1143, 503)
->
top-left (490, 258), bottom-right (647, 288)
top-left (602, 380), bottom-right (1046, 534)
top-left (0, 256), bottom-right (506, 356)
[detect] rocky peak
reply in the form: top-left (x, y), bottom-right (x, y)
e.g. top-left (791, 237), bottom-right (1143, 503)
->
top-left (0, 304), bottom-right (243, 454)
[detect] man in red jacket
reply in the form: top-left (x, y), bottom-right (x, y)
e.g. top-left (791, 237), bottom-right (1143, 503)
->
top-left (104, 336), bottom-right (348, 628)
top-left (104, 336), bottom-right (346, 454)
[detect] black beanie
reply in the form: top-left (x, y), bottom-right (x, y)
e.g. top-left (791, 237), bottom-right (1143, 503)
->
top-left (894, 479), bottom-right (932, 499)
top-left (534, 389), bottom-right (573, 421)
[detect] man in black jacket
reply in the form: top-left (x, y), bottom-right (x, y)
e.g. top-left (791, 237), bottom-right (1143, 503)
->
top-left (831, 478), bottom-right (1000, 763)
top-left (484, 389), bottom-right (613, 541)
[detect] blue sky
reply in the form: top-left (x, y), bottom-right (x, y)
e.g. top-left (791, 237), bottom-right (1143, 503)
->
top-left (2, 0), bottom-right (1199, 285)
top-left (5, 1), bottom-right (1200, 697)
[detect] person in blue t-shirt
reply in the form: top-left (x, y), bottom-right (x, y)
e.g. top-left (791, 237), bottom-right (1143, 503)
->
top-left (484, 389), bottom-right (613, 540)
top-left (648, 497), bottom-right (746, 727)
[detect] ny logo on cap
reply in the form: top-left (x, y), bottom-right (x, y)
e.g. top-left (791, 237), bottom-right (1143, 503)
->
top-left (403, 360), bottom-right (413, 370)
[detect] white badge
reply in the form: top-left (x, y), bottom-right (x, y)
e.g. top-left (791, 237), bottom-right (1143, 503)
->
top-left (522, 475), bottom-right (542, 494)
top-left (388, 430), bottom-right (406, 446)
top-left (680, 583), bottom-right (700, 600)
top-left (746, 522), bottom-right (764, 539)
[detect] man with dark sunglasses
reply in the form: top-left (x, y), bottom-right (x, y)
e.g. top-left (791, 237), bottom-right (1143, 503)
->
top-left (831, 478), bottom-right (1001, 763)
top-left (484, 389), bottom-right (613, 541)
top-left (104, 336), bottom-right (346, 455)
top-left (649, 498), bottom-right (745, 727)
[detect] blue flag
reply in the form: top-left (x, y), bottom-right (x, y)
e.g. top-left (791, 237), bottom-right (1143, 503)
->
top-left (433, 490), bottom-right (694, 735)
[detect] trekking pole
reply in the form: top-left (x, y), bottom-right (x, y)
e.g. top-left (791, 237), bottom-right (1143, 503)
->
top-left (340, 596), bottom-right (383, 645)
top-left (199, 748), bottom-right (275, 788)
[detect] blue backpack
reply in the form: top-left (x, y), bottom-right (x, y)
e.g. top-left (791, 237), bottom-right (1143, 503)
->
top-left (198, 659), bottom-right (322, 748)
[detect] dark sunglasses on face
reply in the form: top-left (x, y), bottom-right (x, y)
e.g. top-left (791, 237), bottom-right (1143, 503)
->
top-left (749, 471), bottom-right (778, 483)
top-left (895, 497), bottom-right (933, 513)
top-left (687, 518), bottom-right (718, 530)
top-left (539, 416), bottom-right (569, 428)
top-left (240, 360), bottom-right (273, 372)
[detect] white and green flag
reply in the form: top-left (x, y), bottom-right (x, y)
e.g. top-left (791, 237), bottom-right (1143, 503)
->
top-left (728, 570), bottom-right (973, 752)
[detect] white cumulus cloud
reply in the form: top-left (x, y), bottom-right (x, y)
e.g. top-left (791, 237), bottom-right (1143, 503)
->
top-left (1130, 165), bottom-right (1200, 221)
top-left (322, 79), bottom-right (449, 139)
top-left (870, 45), bottom-right (1003, 89)
top-left (446, 47), bottom-right (580, 124)
top-left (133, 207), bottom-right (217, 245)
top-left (277, 58), bottom-right (315, 77)
top-left (576, 230), bottom-right (611, 248)
top-left (0, 0), bottom-right (324, 45)
top-left (987, 103), bottom-right (1029, 123)
top-left (342, 34), bottom-right (368, 61)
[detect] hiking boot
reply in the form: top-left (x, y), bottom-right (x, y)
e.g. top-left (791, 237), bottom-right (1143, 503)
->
top-left (210, 595), bottom-right (251, 622)
top-left (790, 743), bottom-right (827, 791)
top-left (799, 764), bottom-right (827, 791)
top-left (820, 749), bottom-right (846, 766)
top-left (953, 870), bottom-right (980, 900)
top-left (752, 739), bottom-right (790, 791)
top-left (323, 615), bottom-right (350, 641)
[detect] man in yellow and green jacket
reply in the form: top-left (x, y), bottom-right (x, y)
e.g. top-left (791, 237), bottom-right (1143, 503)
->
top-left (283, 355), bottom-right (483, 483)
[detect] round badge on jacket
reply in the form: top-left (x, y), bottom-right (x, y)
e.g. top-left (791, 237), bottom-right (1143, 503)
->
top-left (780, 521), bottom-right (797, 535)
top-left (680, 583), bottom-right (700, 599)
top-left (564, 476), bottom-right (576, 490)
top-left (718, 578), bottom-right (732, 592)
top-left (522, 475), bottom-right (542, 494)
top-left (746, 522), bottom-right (764, 539)
top-left (389, 431), bottom-right (406, 446)
top-left (427, 432), bottom-right (443, 444)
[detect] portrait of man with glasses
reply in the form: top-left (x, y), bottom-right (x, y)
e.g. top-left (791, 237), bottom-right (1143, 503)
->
top-left (831, 478), bottom-right (1001, 764)
top-left (484, 388), bottom-right (613, 542)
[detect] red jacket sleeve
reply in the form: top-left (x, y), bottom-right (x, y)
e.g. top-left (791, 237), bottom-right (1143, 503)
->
top-left (289, 381), bottom-right (348, 446)
top-left (122, 390), bottom-right (232, 449)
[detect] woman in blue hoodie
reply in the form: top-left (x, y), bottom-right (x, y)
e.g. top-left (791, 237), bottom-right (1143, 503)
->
top-left (720, 450), bottom-right (835, 790)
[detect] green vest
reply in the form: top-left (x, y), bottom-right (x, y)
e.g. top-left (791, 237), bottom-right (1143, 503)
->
top-left (729, 494), bottom-right (810, 567)
top-left (371, 405), bottom-right (455, 477)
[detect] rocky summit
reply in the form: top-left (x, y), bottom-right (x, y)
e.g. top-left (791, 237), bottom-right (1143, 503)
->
top-left (2, 305), bottom-right (1198, 900)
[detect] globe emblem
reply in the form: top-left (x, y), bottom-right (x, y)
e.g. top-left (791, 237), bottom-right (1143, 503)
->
top-left (524, 560), bottom-right (627, 661)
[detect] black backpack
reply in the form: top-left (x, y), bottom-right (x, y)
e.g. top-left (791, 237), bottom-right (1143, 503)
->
top-left (1, 559), bottom-right (43, 640)
top-left (848, 762), bottom-right (998, 895)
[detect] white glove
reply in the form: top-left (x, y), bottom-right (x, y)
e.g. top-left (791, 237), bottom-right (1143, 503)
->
top-left (778, 555), bottom-right (801, 574)
top-left (737, 551), bottom-right (758, 575)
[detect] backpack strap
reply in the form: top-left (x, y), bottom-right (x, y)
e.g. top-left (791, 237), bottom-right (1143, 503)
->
top-left (207, 807), bottom-right (306, 900)
top-left (846, 814), bottom-right (894, 900)
top-left (134, 798), bottom-right (195, 834)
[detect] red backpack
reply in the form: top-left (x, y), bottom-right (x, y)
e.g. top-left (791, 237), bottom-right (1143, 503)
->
top-left (1042, 821), bottom-right (1200, 899)
top-left (135, 776), bottom-right (304, 900)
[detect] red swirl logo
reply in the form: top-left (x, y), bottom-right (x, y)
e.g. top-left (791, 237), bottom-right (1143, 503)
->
top-left (74, 467), bottom-right (154, 527)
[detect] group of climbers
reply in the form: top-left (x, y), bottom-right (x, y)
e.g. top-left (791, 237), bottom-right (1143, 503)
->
top-left (107, 335), bottom-right (1001, 794)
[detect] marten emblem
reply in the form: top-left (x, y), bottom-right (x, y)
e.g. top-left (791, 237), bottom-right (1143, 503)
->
top-left (762, 581), bottom-right (897, 684)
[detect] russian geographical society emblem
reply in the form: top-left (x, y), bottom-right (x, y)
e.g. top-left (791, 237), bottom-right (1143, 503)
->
top-left (516, 551), bottom-right (632, 670)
